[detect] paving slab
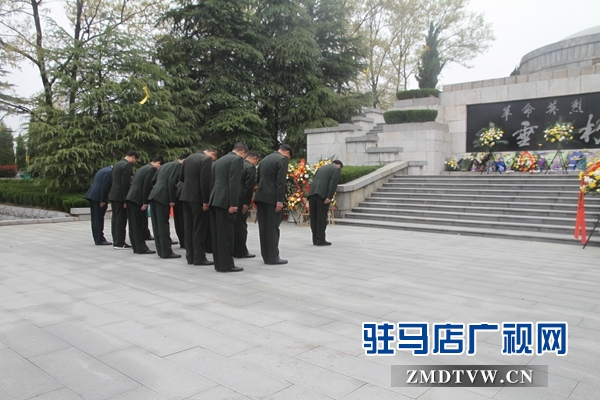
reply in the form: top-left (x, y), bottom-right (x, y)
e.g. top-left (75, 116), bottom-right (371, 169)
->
top-left (0, 220), bottom-right (599, 399)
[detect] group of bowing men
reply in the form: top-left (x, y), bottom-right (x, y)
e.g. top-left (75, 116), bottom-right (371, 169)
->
top-left (86, 143), bottom-right (343, 273)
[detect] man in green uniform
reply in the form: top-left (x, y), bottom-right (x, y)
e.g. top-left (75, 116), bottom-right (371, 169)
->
top-left (308, 160), bottom-right (343, 246)
top-left (148, 154), bottom-right (188, 259)
top-left (109, 150), bottom-right (139, 249)
top-left (233, 151), bottom-right (260, 259)
top-left (209, 143), bottom-right (248, 272)
top-left (85, 166), bottom-right (113, 245)
top-left (126, 156), bottom-right (164, 254)
top-left (180, 149), bottom-right (217, 266)
top-left (254, 144), bottom-right (293, 265)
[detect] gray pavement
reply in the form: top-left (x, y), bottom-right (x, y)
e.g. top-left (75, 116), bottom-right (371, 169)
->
top-left (0, 218), bottom-right (599, 399)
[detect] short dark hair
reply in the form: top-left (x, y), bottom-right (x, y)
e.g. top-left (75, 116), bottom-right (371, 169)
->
top-left (126, 150), bottom-right (140, 159)
top-left (204, 148), bottom-right (218, 157)
top-left (280, 144), bottom-right (294, 158)
top-left (247, 151), bottom-right (260, 159)
top-left (151, 156), bottom-right (165, 165)
top-left (332, 160), bottom-right (344, 168)
top-left (178, 153), bottom-right (190, 160)
top-left (233, 142), bottom-right (249, 152)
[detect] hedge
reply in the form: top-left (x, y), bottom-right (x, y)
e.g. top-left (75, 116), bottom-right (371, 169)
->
top-left (0, 165), bottom-right (18, 178)
top-left (396, 88), bottom-right (441, 101)
top-left (339, 165), bottom-right (383, 184)
top-left (0, 179), bottom-right (88, 213)
top-left (383, 109), bottom-right (438, 124)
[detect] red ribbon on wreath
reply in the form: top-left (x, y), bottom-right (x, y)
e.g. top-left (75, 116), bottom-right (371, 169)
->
top-left (517, 151), bottom-right (535, 172)
top-left (574, 161), bottom-right (600, 242)
top-left (292, 158), bottom-right (309, 211)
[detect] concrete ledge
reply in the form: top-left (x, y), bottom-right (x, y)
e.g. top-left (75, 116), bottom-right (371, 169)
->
top-left (383, 121), bottom-right (448, 132)
top-left (70, 207), bottom-right (112, 221)
top-left (345, 135), bottom-right (379, 143)
top-left (350, 116), bottom-right (374, 124)
top-left (366, 147), bottom-right (403, 153)
top-left (305, 124), bottom-right (362, 134)
top-left (0, 217), bottom-right (77, 226)
top-left (362, 108), bottom-right (385, 115)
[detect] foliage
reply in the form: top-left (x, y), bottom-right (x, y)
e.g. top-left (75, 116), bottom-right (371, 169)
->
top-left (396, 88), bottom-right (440, 100)
top-left (383, 109), bottom-right (438, 124)
top-left (416, 22), bottom-right (444, 89)
top-left (339, 165), bottom-right (383, 184)
top-left (473, 123), bottom-right (506, 150)
top-left (510, 66), bottom-right (520, 76)
top-left (0, 179), bottom-right (87, 212)
top-left (0, 165), bottom-right (17, 178)
top-left (15, 134), bottom-right (26, 170)
top-left (544, 122), bottom-right (574, 144)
top-left (0, 122), bottom-right (14, 165)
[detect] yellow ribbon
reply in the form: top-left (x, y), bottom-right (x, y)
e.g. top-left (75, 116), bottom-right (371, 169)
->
top-left (139, 86), bottom-right (150, 104)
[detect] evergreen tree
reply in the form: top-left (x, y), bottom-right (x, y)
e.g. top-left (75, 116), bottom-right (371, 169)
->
top-left (0, 123), bottom-right (14, 165)
top-left (15, 134), bottom-right (27, 170)
top-left (416, 22), bottom-right (444, 89)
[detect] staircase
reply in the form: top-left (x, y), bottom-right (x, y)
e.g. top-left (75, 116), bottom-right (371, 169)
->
top-left (337, 174), bottom-right (600, 246)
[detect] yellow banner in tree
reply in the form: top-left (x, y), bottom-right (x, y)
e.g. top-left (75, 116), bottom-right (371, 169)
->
top-left (139, 86), bottom-right (150, 104)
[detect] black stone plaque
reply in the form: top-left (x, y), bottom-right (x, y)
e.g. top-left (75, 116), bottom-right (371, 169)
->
top-left (466, 92), bottom-right (600, 152)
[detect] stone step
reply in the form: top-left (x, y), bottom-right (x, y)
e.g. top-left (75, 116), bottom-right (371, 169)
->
top-left (350, 207), bottom-right (584, 227)
top-left (362, 197), bottom-right (600, 210)
top-left (344, 212), bottom-right (593, 235)
top-left (377, 187), bottom-right (583, 197)
top-left (335, 218), bottom-right (599, 247)
top-left (383, 182), bottom-right (580, 190)
top-left (356, 201), bottom-right (595, 218)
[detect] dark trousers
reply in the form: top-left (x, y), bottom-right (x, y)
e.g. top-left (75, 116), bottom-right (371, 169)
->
top-left (210, 207), bottom-right (236, 271)
top-left (256, 201), bottom-right (282, 264)
top-left (203, 208), bottom-right (213, 253)
top-left (111, 201), bottom-right (128, 247)
top-left (173, 199), bottom-right (185, 247)
top-left (127, 200), bottom-right (150, 254)
top-left (309, 195), bottom-right (329, 244)
top-left (183, 201), bottom-right (207, 264)
top-left (233, 204), bottom-right (250, 258)
top-left (150, 200), bottom-right (173, 258)
top-left (142, 209), bottom-right (151, 239)
top-left (88, 200), bottom-right (108, 244)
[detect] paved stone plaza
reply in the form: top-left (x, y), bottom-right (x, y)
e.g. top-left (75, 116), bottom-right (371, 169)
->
top-left (0, 219), bottom-right (599, 399)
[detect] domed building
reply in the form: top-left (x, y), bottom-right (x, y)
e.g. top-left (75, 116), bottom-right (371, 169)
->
top-left (519, 26), bottom-right (600, 74)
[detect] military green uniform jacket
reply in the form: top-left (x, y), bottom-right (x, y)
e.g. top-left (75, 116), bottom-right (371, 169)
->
top-left (254, 152), bottom-right (289, 205)
top-left (109, 159), bottom-right (133, 202)
top-left (239, 160), bottom-right (257, 206)
top-left (209, 152), bottom-right (243, 209)
top-left (126, 163), bottom-right (158, 206)
top-left (308, 163), bottom-right (341, 200)
top-left (180, 152), bottom-right (212, 204)
top-left (148, 160), bottom-right (181, 206)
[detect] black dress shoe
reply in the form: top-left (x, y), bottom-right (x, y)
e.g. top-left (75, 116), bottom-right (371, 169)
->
top-left (229, 266), bottom-right (243, 272)
top-left (194, 258), bottom-right (214, 266)
top-left (163, 253), bottom-right (182, 259)
top-left (146, 236), bottom-right (154, 241)
top-left (315, 241), bottom-right (332, 246)
top-left (139, 249), bottom-right (156, 255)
top-left (243, 253), bottom-right (256, 258)
top-left (269, 259), bottom-right (288, 265)
top-left (96, 241), bottom-right (112, 246)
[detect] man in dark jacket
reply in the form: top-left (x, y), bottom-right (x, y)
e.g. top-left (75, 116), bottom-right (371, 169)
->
top-left (233, 151), bottom-right (260, 258)
top-left (209, 143), bottom-right (248, 272)
top-left (308, 160), bottom-right (343, 246)
top-left (85, 166), bottom-right (113, 245)
top-left (148, 154), bottom-right (188, 259)
top-left (180, 149), bottom-right (217, 266)
top-left (126, 157), bottom-right (164, 254)
top-left (109, 150), bottom-right (140, 249)
top-left (254, 144), bottom-right (293, 265)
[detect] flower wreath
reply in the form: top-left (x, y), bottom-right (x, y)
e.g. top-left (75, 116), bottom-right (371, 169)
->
top-left (515, 151), bottom-right (536, 172)
top-left (580, 161), bottom-right (600, 195)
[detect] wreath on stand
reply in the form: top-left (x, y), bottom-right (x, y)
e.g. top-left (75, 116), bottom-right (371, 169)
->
top-left (514, 151), bottom-right (537, 172)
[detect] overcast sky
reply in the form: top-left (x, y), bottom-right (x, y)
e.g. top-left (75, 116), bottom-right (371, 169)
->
top-left (5, 0), bottom-right (600, 134)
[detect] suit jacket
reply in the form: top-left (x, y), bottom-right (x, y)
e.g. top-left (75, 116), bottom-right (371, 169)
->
top-left (209, 152), bottom-right (243, 209)
top-left (308, 163), bottom-right (341, 200)
top-left (179, 151), bottom-right (212, 204)
top-left (109, 159), bottom-right (133, 202)
top-left (125, 163), bottom-right (158, 206)
top-left (85, 166), bottom-right (113, 203)
top-left (239, 160), bottom-right (256, 206)
top-left (148, 160), bottom-right (182, 206)
top-left (254, 152), bottom-right (289, 205)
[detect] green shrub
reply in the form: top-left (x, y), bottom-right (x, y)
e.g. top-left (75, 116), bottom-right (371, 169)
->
top-left (0, 165), bottom-right (18, 178)
top-left (383, 109), bottom-right (438, 124)
top-left (396, 88), bottom-right (440, 100)
top-left (0, 179), bottom-right (87, 212)
top-left (339, 165), bottom-right (383, 184)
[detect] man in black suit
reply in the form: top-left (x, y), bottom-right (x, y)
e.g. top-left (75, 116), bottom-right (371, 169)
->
top-left (233, 151), bottom-right (260, 259)
top-left (209, 143), bottom-right (248, 272)
top-left (85, 166), bottom-right (113, 245)
top-left (180, 149), bottom-right (218, 266)
top-left (148, 154), bottom-right (188, 259)
top-left (308, 160), bottom-right (343, 246)
top-left (126, 157), bottom-right (164, 254)
top-left (109, 150), bottom-right (140, 249)
top-left (254, 144), bottom-right (293, 265)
